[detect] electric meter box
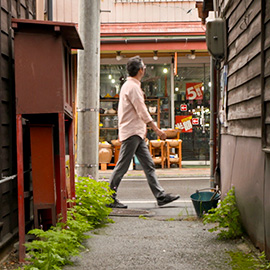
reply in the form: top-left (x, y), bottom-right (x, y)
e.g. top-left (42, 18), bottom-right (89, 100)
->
top-left (206, 18), bottom-right (226, 60)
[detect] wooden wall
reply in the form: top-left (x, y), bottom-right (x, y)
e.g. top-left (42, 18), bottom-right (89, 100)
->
top-left (263, 0), bottom-right (270, 147)
top-left (0, 0), bottom-right (35, 255)
top-left (220, 0), bottom-right (262, 138)
top-left (218, 0), bottom-right (270, 258)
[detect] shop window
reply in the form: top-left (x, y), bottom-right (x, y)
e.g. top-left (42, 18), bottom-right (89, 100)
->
top-left (174, 65), bottom-right (211, 162)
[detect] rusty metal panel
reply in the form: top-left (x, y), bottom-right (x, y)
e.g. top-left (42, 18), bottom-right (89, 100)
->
top-left (230, 137), bottom-right (265, 250)
top-left (12, 19), bottom-right (83, 116)
top-left (14, 30), bottom-right (65, 114)
top-left (30, 125), bottom-right (56, 205)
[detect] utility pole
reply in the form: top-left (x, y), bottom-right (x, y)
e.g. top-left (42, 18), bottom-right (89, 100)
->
top-left (77, 0), bottom-right (100, 180)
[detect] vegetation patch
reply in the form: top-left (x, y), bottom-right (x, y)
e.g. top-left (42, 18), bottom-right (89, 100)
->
top-left (228, 251), bottom-right (270, 270)
top-left (19, 176), bottom-right (114, 270)
top-left (203, 187), bottom-right (244, 240)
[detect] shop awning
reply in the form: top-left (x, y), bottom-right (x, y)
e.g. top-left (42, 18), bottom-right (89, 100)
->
top-left (100, 21), bottom-right (207, 58)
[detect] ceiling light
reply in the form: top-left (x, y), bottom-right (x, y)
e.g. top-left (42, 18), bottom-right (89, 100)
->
top-left (163, 68), bottom-right (168, 74)
top-left (108, 74), bottom-right (112, 79)
top-left (111, 79), bottom-right (115, 84)
top-left (188, 50), bottom-right (196, 60)
top-left (116, 51), bottom-right (123, 61)
top-left (153, 50), bottom-right (158, 61)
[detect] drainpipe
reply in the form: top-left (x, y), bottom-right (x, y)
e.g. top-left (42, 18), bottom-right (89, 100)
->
top-left (209, 57), bottom-right (216, 188)
top-left (47, 0), bottom-right (53, 21)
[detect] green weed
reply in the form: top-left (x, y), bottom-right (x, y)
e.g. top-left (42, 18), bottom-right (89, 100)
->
top-left (22, 176), bottom-right (114, 270)
top-left (203, 187), bottom-right (244, 239)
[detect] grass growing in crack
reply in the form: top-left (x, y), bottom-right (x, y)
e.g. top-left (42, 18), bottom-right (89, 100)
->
top-left (228, 251), bottom-right (270, 270)
top-left (203, 187), bottom-right (244, 240)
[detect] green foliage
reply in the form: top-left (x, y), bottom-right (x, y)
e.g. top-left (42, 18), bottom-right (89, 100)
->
top-left (228, 251), bottom-right (270, 270)
top-left (256, 252), bottom-right (270, 269)
top-left (228, 251), bottom-right (256, 270)
top-left (23, 176), bottom-right (114, 270)
top-left (72, 176), bottom-right (114, 226)
top-left (203, 187), bottom-right (244, 239)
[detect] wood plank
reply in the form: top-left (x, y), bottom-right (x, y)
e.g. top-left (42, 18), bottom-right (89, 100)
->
top-left (1, 32), bottom-right (9, 56)
top-left (228, 13), bottom-right (261, 62)
top-left (1, 147), bottom-right (11, 171)
top-left (0, 125), bottom-right (10, 147)
top-left (228, 34), bottom-right (261, 77)
top-left (228, 54), bottom-right (261, 90)
top-left (227, 0), bottom-right (253, 33)
top-left (1, 0), bottom-right (8, 11)
top-left (226, 118), bottom-right (261, 137)
top-left (265, 0), bottom-right (270, 23)
top-left (0, 102), bottom-right (11, 125)
top-left (228, 0), bottom-right (261, 46)
top-left (265, 21), bottom-right (270, 50)
top-left (228, 96), bottom-right (261, 120)
top-left (1, 57), bottom-right (9, 79)
top-left (265, 76), bottom-right (270, 101)
top-left (221, 0), bottom-right (240, 21)
top-left (265, 102), bottom-right (270, 124)
top-left (267, 125), bottom-right (270, 146)
top-left (265, 48), bottom-right (270, 78)
top-left (228, 76), bottom-right (261, 105)
top-left (0, 2), bottom-right (3, 178)
top-left (1, 8), bottom-right (9, 34)
top-left (11, 0), bottom-right (17, 18)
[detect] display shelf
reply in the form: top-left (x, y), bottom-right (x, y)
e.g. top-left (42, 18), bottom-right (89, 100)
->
top-left (99, 98), bottom-right (160, 143)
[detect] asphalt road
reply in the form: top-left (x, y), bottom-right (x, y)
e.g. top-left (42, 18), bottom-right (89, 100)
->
top-left (109, 177), bottom-right (211, 217)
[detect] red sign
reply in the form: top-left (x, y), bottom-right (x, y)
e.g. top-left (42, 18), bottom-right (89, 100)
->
top-left (175, 115), bottom-right (193, 133)
top-left (180, 104), bottom-right (187, 111)
top-left (186, 82), bottom-right (203, 100)
top-left (192, 118), bottom-right (199, 125)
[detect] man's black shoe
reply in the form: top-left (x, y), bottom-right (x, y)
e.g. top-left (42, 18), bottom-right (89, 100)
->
top-left (157, 193), bottom-right (180, 207)
top-left (107, 198), bottom-right (128, 209)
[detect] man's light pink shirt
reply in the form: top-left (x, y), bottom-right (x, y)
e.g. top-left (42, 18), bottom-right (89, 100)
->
top-left (118, 77), bottom-right (153, 141)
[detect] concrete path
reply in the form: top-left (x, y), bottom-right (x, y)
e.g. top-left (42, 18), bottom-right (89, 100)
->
top-left (63, 216), bottom-right (242, 270)
top-left (62, 167), bottom-right (251, 270)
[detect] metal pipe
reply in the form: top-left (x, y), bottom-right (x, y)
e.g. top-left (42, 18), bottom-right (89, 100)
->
top-left (101, 37), bottom-right (206, 44)
top-left (209, 57), bottom-right (215, 188)
top-left (47, 0), bottom-right (53, 21)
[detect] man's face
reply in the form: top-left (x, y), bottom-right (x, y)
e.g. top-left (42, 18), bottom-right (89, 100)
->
top-left (141, 62), bottom-right (146, 77)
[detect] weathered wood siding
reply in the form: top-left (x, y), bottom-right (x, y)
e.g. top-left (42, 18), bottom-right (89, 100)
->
top-left (0, 0), bottom-right (35, 253)
top-left (263, 0), bottom-right (270, 147)
top-left (221, 0), bottom-right (262, 137)
top-left (218, 0), bottom-right (270, 258)
top-left (52, 0), bottom-right (200, 23)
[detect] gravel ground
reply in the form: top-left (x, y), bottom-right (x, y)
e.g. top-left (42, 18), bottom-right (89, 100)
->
top-left (63, 216), bottom-right (246, 270)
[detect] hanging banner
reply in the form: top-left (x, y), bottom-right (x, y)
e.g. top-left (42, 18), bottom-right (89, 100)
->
top-left (175, 115), bottom-right (193, 133)
top-left (186, 82), bottom-right (203, 100)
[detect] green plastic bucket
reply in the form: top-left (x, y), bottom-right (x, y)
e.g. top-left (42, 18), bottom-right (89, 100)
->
top-left (190, 190), bottom-right (220, 218)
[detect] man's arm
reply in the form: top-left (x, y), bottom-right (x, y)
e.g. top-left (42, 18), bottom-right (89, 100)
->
top-left (147, 121), bottom-right (167, 140)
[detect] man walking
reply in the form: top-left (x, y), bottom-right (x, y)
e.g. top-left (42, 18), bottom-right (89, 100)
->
top-left (109, 56), bottom-right (180, 208)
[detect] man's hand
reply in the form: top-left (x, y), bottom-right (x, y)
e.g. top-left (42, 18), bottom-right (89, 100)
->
top-left (147, 121), bottom-right (167, 140)
top-left (156, 129), bottom-right (167, 140)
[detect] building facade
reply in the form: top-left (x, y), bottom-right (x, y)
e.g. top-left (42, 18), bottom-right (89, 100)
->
top-left (0, 0), bottom-right (36, 257)
top-left (203, 0), bottom-right (270, 258)
top-left (53, 0), bottom-right (211, 164)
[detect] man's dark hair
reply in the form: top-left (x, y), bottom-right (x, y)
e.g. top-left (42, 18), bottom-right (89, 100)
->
top-left (126, 56), bottom-right (143, 77)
